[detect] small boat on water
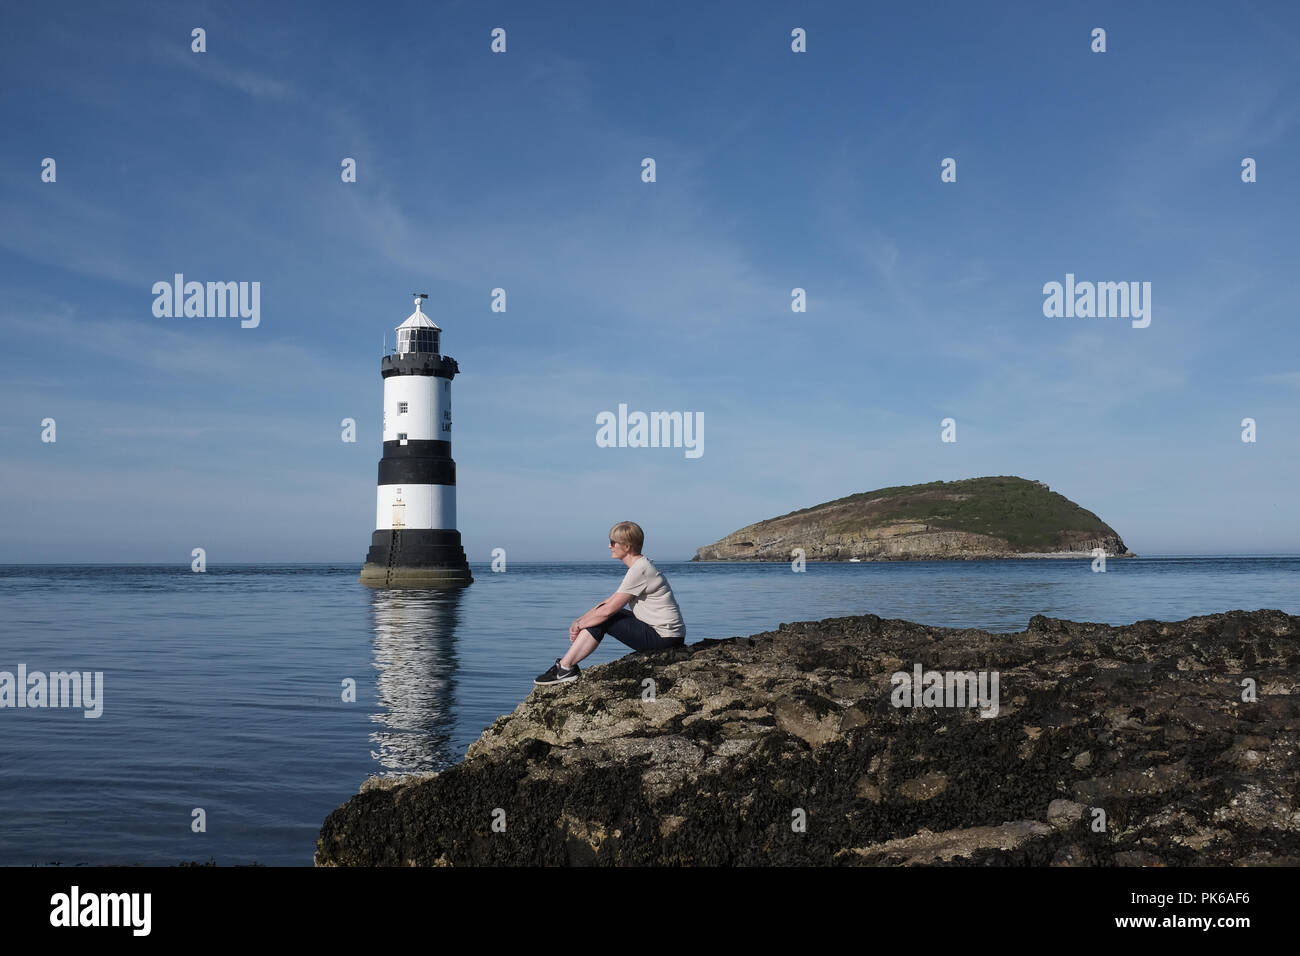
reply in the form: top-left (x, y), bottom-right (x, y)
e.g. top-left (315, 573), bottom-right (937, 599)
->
top-left (848, 558), bottom-right (862, 563)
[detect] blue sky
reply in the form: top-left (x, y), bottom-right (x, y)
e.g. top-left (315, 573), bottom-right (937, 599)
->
top-left (2, 0), bottom-right (1298, 562)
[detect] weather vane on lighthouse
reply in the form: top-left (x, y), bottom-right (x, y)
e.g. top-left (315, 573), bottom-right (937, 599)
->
top-left (359, 292), bottom-right (472, 588)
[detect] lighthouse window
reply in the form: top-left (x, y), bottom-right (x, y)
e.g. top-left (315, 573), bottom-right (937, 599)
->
top-left (397, 328), bottom-right (438, 354)
top-left (397, 402), bottom-right (408, 414)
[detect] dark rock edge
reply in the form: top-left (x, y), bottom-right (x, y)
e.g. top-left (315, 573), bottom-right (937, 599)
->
top-left (317, 608), bottom-right (1300, 866)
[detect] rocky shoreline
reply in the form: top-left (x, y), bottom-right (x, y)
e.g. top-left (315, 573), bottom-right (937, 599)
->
top-left (317, 608), bottom-right (1300, 866)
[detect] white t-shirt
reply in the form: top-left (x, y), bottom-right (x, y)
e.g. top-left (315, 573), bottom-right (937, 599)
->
top-left (617, 556), bottom-right (685, 641)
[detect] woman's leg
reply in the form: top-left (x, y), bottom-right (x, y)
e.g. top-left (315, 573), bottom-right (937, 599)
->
top-left (603, 613), bottom-right (678, 652)
top-left (560, 630), bottom-right (599, 669)
top-left (562, 608), bottom-right (637, 668)
top-left (560, 609), bottom-right (634, 668)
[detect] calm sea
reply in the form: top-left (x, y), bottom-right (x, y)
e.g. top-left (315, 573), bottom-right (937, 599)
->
top-left (1, 557), bottom-right (1297, 866)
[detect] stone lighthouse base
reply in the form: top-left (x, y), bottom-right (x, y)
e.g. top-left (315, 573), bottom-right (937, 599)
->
top-left (359, 529), bottom-right (473, 589)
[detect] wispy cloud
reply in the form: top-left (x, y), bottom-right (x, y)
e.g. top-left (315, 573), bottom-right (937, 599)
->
top-left (0, 307), bottom-right (344, 390)
top-left (154, 40), bottom-right (292, 99)
top-left (1254, 370), bottom-right (1300, 390)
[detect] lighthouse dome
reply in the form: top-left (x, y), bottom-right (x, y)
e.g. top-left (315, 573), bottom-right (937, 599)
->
top-left (396, 295), bottom-right (441, 355)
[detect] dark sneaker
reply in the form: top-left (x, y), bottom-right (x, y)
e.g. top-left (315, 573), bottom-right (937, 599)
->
top-left (534, 658), bottom-right (580, 685)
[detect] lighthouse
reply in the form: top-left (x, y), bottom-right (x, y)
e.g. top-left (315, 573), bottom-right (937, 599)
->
top-left (359, 294), bottom-right (473, 588)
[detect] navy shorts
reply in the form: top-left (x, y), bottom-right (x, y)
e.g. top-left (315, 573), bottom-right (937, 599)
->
top-left (586, 609), bottom-right (683, 651)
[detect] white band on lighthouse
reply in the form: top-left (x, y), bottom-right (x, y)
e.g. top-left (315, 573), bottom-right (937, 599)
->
top-left (375, 484), bottom-right (457, 531)
top-left (383, 375), bottom-right (451, 443)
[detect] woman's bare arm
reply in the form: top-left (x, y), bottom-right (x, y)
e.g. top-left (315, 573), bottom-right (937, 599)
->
top-left (574, 591), bottom-right (632, 630)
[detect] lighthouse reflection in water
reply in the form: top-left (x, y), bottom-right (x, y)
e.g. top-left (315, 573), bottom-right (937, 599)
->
top-left (367, 587), bottom-right (464, 774)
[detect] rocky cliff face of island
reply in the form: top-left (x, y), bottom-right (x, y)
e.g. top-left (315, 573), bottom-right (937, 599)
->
top-left (693, 476), bottom-right (1133, 561)
top-left (316, 607), bottom-right (1300, 866)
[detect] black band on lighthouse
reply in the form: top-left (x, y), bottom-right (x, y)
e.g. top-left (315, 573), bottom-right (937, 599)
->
top-left (364, 529), bottom-right (469, 568)
top-left (378, 457), bottom-right (456, 485)
top-left (381, 354), bottom-right (460, 379)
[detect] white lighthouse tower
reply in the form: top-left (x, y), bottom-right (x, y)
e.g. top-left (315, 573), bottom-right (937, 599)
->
top-left (359, 294), bottom-right (473, 588)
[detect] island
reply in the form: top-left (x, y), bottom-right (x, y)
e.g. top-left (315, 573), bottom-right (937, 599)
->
top-left (692, 475), bottom-right (1134, 562)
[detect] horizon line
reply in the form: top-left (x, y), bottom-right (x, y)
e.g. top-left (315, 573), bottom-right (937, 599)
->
top-left (4, 552), bottom-right (1300, 567)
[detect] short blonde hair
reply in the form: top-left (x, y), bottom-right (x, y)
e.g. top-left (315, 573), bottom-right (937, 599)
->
top-left (609, 521), bottom-right (644, 554)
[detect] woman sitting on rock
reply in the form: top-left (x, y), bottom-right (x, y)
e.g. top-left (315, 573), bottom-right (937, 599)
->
top-left (535, 521), bottom-right (686, 685)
